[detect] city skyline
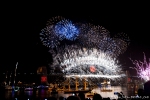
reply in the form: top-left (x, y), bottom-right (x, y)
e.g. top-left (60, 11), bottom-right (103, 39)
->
top-left (1, 2), bottom-right (150, 75)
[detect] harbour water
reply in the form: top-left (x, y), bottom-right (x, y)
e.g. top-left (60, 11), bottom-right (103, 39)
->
top-left (1, 86), bottom-right (136, 100)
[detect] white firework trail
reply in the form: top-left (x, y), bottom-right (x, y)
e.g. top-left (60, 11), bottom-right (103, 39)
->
top-left (52, 46), bottom-right (125, 80)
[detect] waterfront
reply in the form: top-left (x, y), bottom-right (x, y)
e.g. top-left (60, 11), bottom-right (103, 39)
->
top-left (1, 86), bottom-right (136, 100)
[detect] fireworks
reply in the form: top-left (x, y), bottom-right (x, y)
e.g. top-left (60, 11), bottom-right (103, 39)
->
top-left (47, 16), bottom-right (80, 40)
top-left (113, 32), bottom-right (130, 54)
top-left (40, 16), bottom-right (80, 48)
top-left (77, 24), bottom-right (110, 48)
top-left (130, 53), bottom-right (150, 81)
top-left (40, 16), bottom-right (129, 54)
top-left (40, 25), bottom-right (60, 48)
top-left (98, 37), bottom-right (127, 57)
top-left (54, 19), bottom-right (79, 40)
top-left (114, 32), bottom-right (130, 46)
top-left (51, 46), bottom-right (124, 80)
top-left (39, 16), bottom-right (129, 84)
top-left (46, 16), bottom-right (65, 26)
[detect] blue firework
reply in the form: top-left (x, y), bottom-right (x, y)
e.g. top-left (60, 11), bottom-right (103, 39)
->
top-left (54, 19), bottom-right (79, 40)
top-left (40, 25), bottom-right (60, 49)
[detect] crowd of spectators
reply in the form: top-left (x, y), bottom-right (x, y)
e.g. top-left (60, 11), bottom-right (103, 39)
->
top-left (46, 89), bottom-right (149, 100)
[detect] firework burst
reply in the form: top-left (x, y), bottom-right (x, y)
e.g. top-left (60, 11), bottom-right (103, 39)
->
top-left (46, 16), bottom-right (80, 40)
top-left (40, 25), bottom-right (60, 48)
top-left (76, 23), bottom-right (129, 57)
top-left (113, 32), bottom-right (130, 54)
top-left (46, 16), bottom-right (65, 26)
top-left (40, 16), bottom-right (64, 48)
top-left (39, 16), bottom-right (129, 84)
top-left (130, 53), bottom-right (150, 82)
top-left (98, 37), bottom-right (128, 57)
top-left (114, 32), bottom-right (130, 46)
top-left (40, 16), bottom-right (80, 48)
top-left (51, 45), bottom-right (125, 79)
top-left (77, 24), bottom-right (110, 48)
top-left (54, 19), bottom-right (79, 40)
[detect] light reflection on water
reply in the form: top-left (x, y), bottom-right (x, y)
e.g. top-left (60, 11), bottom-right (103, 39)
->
top-left (3, 86), bottom-right (135, 100)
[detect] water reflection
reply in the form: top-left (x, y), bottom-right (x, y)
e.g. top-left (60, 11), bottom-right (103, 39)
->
top-left (3, 86), bottom-right (135, 100)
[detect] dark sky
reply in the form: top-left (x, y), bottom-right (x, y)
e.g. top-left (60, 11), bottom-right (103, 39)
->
top-left (0, 2), bottom-right (150, 74)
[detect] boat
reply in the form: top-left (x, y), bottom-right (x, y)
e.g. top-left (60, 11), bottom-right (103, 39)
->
top-left (13, 86), bottom-right (20, 91)
top-left (5, 85), bottom-right (13, 90)
top-left (100, 89), bottom-right (113, 92)
top-left (24, 87), bottom-right (33, 91)
top-left (100, 80), bottom-right (112, 92)
top-left (4, 85), bottom-right (20, 92)
top-left (64, 89), bottom-right (91, 94)
top-left (37, 85), bottom-right (49, 90)
top-left (86, 92), bottom-right (95, 98)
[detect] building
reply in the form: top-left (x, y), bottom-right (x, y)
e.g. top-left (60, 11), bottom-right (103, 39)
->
top-left (37, 66), bottom-right (48, 85)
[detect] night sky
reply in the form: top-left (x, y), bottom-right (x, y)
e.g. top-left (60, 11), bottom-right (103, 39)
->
top-left (0, 2), bottom-right (150, 75)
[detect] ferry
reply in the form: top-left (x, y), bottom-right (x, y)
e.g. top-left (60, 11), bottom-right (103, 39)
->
top-left (24, 87), bottom-right (33, 91)
top-left (64, 89), bottom-right (91, 94)
top-left (100, 80), bottom-right (112, 92)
